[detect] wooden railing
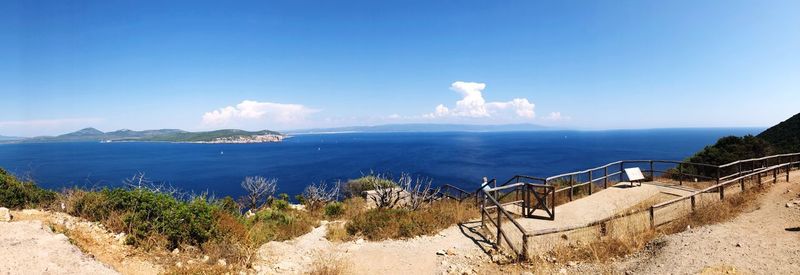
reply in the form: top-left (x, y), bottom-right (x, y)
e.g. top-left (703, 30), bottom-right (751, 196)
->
top-left (477, 152), bottom-right (800, 260)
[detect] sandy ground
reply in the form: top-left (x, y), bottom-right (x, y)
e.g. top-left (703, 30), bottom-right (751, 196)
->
top-left (612, 173), bottom-right (800, 274)
top-left (254, 220), bottom-right (495, 274)
top-left (5, 209), bottom-right (162, 275)
top-left (0, 220), bottom-right (118, 275)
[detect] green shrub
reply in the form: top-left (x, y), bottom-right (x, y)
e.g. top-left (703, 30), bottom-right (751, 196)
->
top-left (0, 168), bottom-right (56, 209)
top-left (324, 201), bottom-right (344, 218)
top-left (272, 199), bottom-right (290, 211)
top-left (343, 175), bottom-right (396, 197)
top-left (63, 187), bottom-right (216, 249)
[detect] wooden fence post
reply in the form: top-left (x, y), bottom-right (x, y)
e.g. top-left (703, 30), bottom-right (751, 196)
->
top-left (649, 206), bottom-right (655, 228)
top-left (569, 175), bottom-right (574, 201)
top-left (588, 170), bottom-right (593, 195)
top-left (679, 163), bottom-right (683, 185)
top-left (650, 160), bottom-right (655, 180)
top-left (690, 195), bottom-right (696, 212)
top-left (496, 209), bottom-right (502, 247)
top-left (522, 235), bottom-right (528, 260)
top-left (773, 168), bottom-right (777, 184)
top-left (604, 166), bottom-right (608, 189)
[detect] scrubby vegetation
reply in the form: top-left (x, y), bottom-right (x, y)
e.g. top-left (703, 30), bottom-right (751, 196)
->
top-left (0, 169), bottom-right (321, 269)
top-left (345, 199), bottom-right (478, 240)
top-left (757, 112), bottom-right (800, 153)
top-left (0, 169), bottom-right (56, 209)
top-left (1, 168), bottom-right (480, 272)
top-left (686, 135), bottom-right (774, 166)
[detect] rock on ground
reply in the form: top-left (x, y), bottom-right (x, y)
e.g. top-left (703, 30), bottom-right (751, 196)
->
top-left (0, 207), bottom-right (10, 222)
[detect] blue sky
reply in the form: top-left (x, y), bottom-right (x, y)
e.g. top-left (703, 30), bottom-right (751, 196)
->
top-left (1, 0), bottom-right (799, 136)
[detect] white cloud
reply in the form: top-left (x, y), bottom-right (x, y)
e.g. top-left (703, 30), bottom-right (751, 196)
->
top-left (427, 81), bottom-right (535, 120)
top-left (202, 100), bottom-right (318, 126)
top-left (543, 112), bottom-right (571, 121)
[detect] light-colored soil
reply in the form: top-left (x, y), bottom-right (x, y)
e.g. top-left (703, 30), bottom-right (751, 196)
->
top-left (7, 209), bottom-right (163, 275)
top-left (613, 174), bottom-right (800, 274)
top-left (0, 219), bottom-right (118, 275)
top-left (254, 220), bottom-right (494, 274)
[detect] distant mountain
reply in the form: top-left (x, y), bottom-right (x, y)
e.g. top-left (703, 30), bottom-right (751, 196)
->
top-left (757, 112), bottom-right (800, 153)
top-left (13, 128), bottom-right (283, 143)
top-left (0, 135), bottom-right (24, 141)
top-left (288, 123), bottom-right (552, 134)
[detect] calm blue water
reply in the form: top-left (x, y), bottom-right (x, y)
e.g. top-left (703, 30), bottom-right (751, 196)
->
top-left (0, 129), bottom-right (759, 198)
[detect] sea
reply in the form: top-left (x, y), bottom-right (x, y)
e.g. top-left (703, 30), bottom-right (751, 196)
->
top-left (0, 129), bottom-right (760, 199)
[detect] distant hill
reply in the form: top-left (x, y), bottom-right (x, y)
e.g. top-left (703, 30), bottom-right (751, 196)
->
top-left (757, 113), bottom-right (800, 153)
top-left (289, 123), bottom-right (551, 134)
top-left (14, 128), bottom-right (283, 143)
top-left (0, 135), bottom-right (24, 141)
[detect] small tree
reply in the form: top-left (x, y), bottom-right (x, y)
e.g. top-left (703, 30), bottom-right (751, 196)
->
top-left (303, 181), bottom-right (341, 211)
top-left (240, 176), bottom-right (277, 210)
top-left (398, 173), bottom-right (440, 211)
top-left (369, 184), bottom-right (405, 209)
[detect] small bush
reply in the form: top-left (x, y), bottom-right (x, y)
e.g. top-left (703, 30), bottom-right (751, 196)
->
top-left (324, 201), bottom-right (344, 218)
top-left (343, 175), bottom-right (396, 198)
top-left (272, 199), bottom-right (290, 211)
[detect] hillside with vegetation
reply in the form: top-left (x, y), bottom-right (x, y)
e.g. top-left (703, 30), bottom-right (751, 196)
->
top-left (757, 112), bottom-right (800, 153)
top-left (686, 112), bottom-right (799, 165)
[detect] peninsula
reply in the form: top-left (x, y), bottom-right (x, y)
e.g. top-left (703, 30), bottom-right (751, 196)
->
top-left (9, 128), bottom-right (286, 144)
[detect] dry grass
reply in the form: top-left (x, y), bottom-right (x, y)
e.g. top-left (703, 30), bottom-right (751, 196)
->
top-left (661, 184), bottom-right (767, 234)
top-left (542, 229), bottom-right (657, 264)
top-left (529, 180), bottom-right (769, 269)
top-left (346, 199), bottom-right (478, 240)
top-left (325, 221), bottom-right (350, 242)
top-left (308, 253), bottom-right (351, 275)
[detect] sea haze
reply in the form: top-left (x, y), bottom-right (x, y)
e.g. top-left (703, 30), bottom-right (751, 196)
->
top-left (0, 128), bottom-right (760, 198)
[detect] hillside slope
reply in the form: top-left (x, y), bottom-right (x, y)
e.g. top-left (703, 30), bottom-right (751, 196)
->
top-left (758, 112), bottom-right (800, 153)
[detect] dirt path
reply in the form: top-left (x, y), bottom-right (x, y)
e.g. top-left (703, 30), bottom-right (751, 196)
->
top-left (254, 220), bottom-right (497, 275)
top-left (8, 209), bottom-right (163, 275)
top-left (0, 220), bottom-right (118, 275)
top-left (606, 173), bottom-right (800, 274)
